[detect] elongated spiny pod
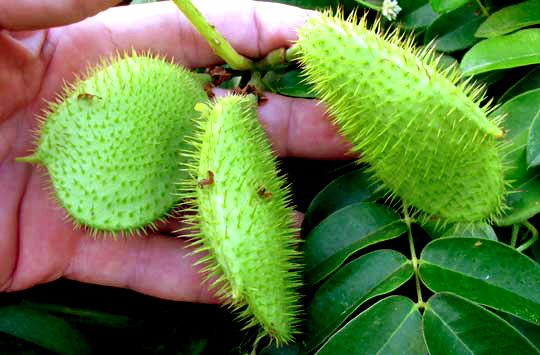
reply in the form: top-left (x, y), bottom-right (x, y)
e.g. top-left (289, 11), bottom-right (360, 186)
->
top-left (295, 12), bottom-right (506, 223)
top-left (17, 53), bottom-right (208, 236)
top-left (180, 95), bottom-right (302, 345)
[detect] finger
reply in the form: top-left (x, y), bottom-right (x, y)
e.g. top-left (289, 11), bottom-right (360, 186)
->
top-left (9, 169), bottom-right (217, 303)
top-left (63, 233), bottom-right (219, 303)
top-left (207, 88), bottom-right (351, 159)
top-left (46, 1), bottom-right (311, 74)
top-left (257, 93), bottom-right (353, 159)
top-left (0, 0), bottom-right (122, 30)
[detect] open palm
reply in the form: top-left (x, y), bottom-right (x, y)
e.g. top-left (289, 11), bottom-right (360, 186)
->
top-left (0, 0), bottom-right (349, 302)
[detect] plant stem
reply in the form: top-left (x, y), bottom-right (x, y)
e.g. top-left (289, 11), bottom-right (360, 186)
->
top-left (254, 45), bottom-right (300, 71)
top-left (510, 224), bottom-right (520, 248)
top-left (517, 220), bottom-right (538, 253)
top-left (475, 0), bottom-right (489, 17)
top-left (402, 205), bottom-right (425, 309)
top-left (255, 48), bottom-right (286, 71)
top-left (247, 71), bottom-right (265, 92)
top-left (171, 0), bottom-right (255, 71)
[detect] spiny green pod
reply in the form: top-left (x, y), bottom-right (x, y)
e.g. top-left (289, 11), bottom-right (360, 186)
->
top-left (17, 53), bottom-right (208, 236)
top-left (295, 12), bottom-right (506, 223)
top-left (180, 95), bottom-right (302, 345)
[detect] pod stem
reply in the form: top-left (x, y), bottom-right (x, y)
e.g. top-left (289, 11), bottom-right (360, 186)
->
top-left (402, 205), bottom-right (425, 309)
top-left (172, 0), bottom-right (255, 71)
top-left (475, 0), bottom-right (489, 17)
top-left (517, 220), bottom-right (538, 253)
top-left (510, 224), bottom-right (520, 248)
top-left (255, 45), bottom-right (300, 71)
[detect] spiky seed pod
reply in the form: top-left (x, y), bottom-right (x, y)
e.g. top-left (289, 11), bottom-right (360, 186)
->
top-left (296, 12), bottom-right (506, 222)
top-left (180, 95), bottom-right (302, 345)
top-left (17, 53), bottom-right (208, 236)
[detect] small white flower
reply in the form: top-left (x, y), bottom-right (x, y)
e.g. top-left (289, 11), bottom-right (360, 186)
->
top-left (382, 0), bottom-right (402, 21)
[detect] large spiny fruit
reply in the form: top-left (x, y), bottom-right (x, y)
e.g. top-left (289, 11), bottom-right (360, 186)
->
top-left (17, 53), bottom-right (208, 235)
top-left (180, 95), bottom-right (302, 344)
top-left (296, 12), bottom-right (506, 222)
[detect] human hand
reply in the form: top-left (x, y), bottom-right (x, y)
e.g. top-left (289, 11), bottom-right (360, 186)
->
top-left (0, 0), bottom-right (349, 302)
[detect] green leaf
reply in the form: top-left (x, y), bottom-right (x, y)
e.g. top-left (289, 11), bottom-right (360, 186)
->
top-left (315, 296), bottom-right (428, 355)
top-left (475, 0), bottom-right (540, 38)
top-left (533, 237), bottom-right (540, 263)
top-left (399, 3), bottom-right (440, 30)
top-left (496, 174), bottom-right (540, 226)
top-left (303, 202), bottom-right (407, 285)
top-left (303, 250), bottom-right (414, 353)
top-left (499, 65), bottom-right (540, 104)
top-left (395, 0), bottom-right (434, 15)
top-left (354, 0), bottom-right (381, 10)
top-left (0, 304), bottom-right (92, 355)
top-left (419, 237), bottom-right (540, 325)
top-left (498, 89), bottom-right (540, 141)
top-left (424, 292), bottom-right (540, 354)
top-left (507, 313), bottom-right (540, 350)
top-left (422, 221), bottom-right (497, 240)
top-left (424, 3), bottom-right (483, 52)
top-left (421, 221), bottom-right (496, 240)
top-left (441, 222), bottom-right (498, 240)
top-left (461, 29), bottom-right (540, 75)
top-left (528, 109), bottom-right (540, 167)
top-left (471, 68), bottom-right (507, 87)
top-left (19, 300), bottom-right (134, 328)
top-left (429, 0), bottom-right (469, 13)
top-left (301, 168), bottom-right (382, 235)
top-left (492, 89), bottom-right (540, 184)
top-left (436, 53), bottom-right (459, 71)
top-left (262, 70), bottom-right (316, 98)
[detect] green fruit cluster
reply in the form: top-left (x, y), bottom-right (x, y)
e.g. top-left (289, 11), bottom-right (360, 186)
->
top-left (18, 54), bottom-right (302, 344)
top-left (296, 12), bottom-right (506, 223)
